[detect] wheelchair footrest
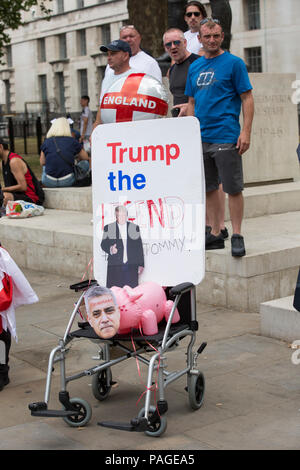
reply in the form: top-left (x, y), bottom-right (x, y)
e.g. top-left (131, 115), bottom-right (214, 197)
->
top-left (31, 409), bottom-right (81, 418)
top-left (98, 417), bottom-right (148, 432)
top-left (28, 401), bottom-right (80, 418)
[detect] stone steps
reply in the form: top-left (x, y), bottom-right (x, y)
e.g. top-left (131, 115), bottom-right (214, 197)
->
top-left (44, 186), bottom-right (92, 213)
top-left (260, 296), bottom-right (299, 342)
top-left (0, 209), bottom-right (93, 280)
top-left (197, 210), bottom-right (300, 312)
top-left (0, 204), bottom-right (299, 313)
top-left (43, 181), bottom-right (300, 219)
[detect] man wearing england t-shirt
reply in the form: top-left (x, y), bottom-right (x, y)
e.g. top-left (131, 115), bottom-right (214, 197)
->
top-left (93, 40), bottom-right (136, 129)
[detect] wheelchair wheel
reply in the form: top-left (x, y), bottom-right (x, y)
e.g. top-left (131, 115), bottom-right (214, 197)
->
top-left (92, 368), bottom-right (112, 401)
top-left (187, 372), bottom-right (205, 410)
top-left (138, 406), bottom-right (167, 437)
top-left (62, 397), bottom-right (92, 427)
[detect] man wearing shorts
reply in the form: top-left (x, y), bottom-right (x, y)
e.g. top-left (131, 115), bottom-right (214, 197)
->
top-left (185, 18), bottom-right (254, 256)
top-left (0, 139), bottom-right (41, 207)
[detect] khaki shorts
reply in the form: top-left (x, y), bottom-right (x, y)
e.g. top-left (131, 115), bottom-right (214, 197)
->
top-left (202, 143), bottom-right (244, 195)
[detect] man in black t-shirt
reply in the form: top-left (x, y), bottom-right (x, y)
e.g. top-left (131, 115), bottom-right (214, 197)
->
top-left (163, 28), bottom-right (200, 117)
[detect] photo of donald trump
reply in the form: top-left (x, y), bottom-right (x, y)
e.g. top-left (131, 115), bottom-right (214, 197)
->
top-left (101, 205), bottom-right (144, 288)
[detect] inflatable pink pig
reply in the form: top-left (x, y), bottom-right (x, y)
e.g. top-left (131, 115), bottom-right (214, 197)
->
top-left (111, 282), bottom-right (180, 335)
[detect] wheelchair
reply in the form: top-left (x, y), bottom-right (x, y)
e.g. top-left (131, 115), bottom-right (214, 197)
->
top-left (29, 279), bottom-right (207, 437)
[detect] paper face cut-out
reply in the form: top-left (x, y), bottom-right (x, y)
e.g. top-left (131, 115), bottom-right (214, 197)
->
top-left (85, 286), bottom-right (120, 339)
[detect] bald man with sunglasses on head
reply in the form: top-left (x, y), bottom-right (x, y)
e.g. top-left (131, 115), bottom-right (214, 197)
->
top-left (103, 25), bottom-right (162, 84)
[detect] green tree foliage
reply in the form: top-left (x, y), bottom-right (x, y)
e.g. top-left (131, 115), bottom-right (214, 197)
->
top-left (0, 0), bottom-right (52, 63)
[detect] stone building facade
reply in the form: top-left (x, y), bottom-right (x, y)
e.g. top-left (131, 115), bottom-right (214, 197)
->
top-left (229, 0), bottom-right (300, 77)
top-left (0, 0), bottom-right (128, 117)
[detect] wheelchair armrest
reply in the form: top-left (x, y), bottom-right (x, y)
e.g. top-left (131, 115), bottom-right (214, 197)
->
top-left (169, 282), bottom-right (195, 297)
top-left (69, 279), bottom-right (98, 292)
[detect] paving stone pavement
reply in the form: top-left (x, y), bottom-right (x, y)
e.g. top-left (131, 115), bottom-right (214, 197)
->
top-left (0, 269), bottom-right (300, 451)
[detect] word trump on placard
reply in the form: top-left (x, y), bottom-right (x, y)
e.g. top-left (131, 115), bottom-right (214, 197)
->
top-left (107, 142), bottom-right (180, 166)
top-left (106, 142), bottom-right (181, 192)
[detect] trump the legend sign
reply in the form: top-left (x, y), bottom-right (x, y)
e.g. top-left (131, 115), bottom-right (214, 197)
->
top-left (92, 116), bottom-right (205, 287)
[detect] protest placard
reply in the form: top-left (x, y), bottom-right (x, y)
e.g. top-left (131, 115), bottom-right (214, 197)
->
top-left (92, 116), bottom-right (205, 287)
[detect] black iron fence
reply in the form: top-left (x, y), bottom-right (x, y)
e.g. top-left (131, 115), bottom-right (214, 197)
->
top-left (0, 116), bottom-right (48, 155)
top-left (8, 117), bottom-right (45, 155)
top-left (0, 112), bottom-right (79, 155)
top-left (0, 111), bottom-right (93, 155)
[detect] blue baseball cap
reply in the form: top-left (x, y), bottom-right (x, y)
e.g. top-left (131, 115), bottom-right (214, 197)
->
top-left (100, 39), bottom-right (132, 57)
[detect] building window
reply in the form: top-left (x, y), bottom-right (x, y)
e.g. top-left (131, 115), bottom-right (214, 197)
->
top-left (39, 75), bottom-right (48, 102)
top-left (59, 34), bottom-right (67, 59)
top-left (101, 24), bottom-right (111, 44)
top-left (97, 66), bottom-right (106, 103)
top-left (6, 46), bottom-right (12, 67)
top-left (56, 72), bottom-right (65, 112)
top-left (39, 75), bottom-right (48, 112)
top-left (79, 69), bottom-right (88, 97)
top-left (245, 46), bottom-right (262, 72)
top-left (4, 80), bottom-right (11, 113)
top-left (246, 0), bottom-right (261, 30)
top-left (78, 30), bottom-right (87, 56)
top-left (57, 0), bottom-right (64, 14)
top-left (98, 66), bottom-right (106, 83)
top-left (37, 38), bottom-right (46, 63)
top-left (77, 0), bottom-right (84, 7)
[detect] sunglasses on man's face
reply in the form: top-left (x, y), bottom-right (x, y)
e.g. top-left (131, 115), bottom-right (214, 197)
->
top-left (164, 40), bottom-right (182, 48)
top-left (185, 11), bottom-right (201, 17)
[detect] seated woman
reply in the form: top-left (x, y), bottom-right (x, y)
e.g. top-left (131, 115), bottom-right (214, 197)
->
top-left (40, 117), bottom-right (90, 188)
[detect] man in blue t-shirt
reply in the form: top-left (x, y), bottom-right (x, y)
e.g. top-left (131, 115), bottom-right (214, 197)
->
top-left (185, 18), bottom-right (254, 257)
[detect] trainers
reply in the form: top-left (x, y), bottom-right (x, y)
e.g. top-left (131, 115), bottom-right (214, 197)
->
top-left (221, 227), bottom-right (229, 239)
top-left (231, 234), bottom-right (246, 257)
top-left (205, 232), bottom-right (225, 250)
top-left (0, 375), bottom-right (9, 391)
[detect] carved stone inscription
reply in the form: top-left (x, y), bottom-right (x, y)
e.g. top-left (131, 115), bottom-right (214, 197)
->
top-left (243, 74), bottom-right (299, 184)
